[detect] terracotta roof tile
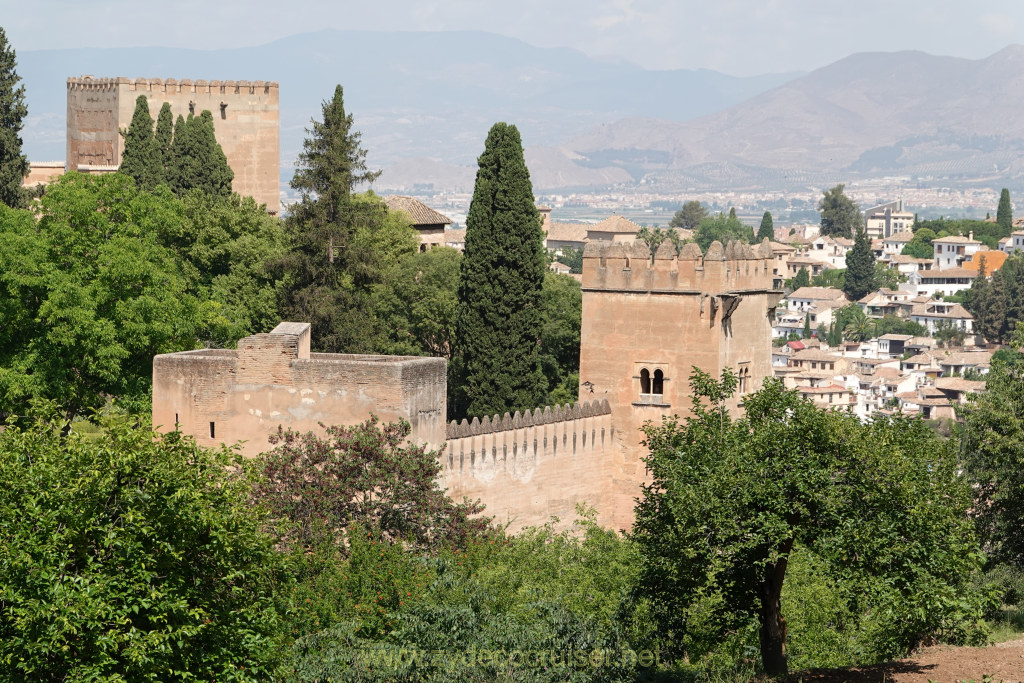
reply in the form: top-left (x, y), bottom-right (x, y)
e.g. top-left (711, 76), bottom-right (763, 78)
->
top-left (384, 196), bottom-right (452, 226)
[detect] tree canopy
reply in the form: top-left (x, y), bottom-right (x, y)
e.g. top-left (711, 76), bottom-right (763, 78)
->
top-left (670, 199), bottom-right (708, 230)
top-left (632, 370), bottom-right (987, 676)
top-left (451, 122), bottom-right (547, 419)
top-left (0, 26), bottom-right (28, 209)
top-left (818, 184), bottom-right (862, 238)
top-left (694, 211), bottom-right (754, 251)
top-left (119, 95), bottom-right (162, 189)
top-left (0, 415), bottom-right (287, 680)
top-left (0, 172), bottom-right (286, 425)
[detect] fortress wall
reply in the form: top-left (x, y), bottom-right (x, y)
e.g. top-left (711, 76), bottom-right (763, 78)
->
top-left (153, 325), bottom-right (445, 457)
top-left (441, 400), bottom-right (617, 532)
top-left (67, 77), bottom-right (280, 213)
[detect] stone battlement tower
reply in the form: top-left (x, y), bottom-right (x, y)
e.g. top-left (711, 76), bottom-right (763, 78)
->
top-left (66, 76), bottom-right (280, 213)
top-left (578, 239), bottom-right (783, 527)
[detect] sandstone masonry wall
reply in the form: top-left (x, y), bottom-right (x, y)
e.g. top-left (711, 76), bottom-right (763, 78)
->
top-left (440, 399), bottom-right (616, 532)
top-left (67, 76), bottom-right (280, 213)
top-left (153, 323), bottom-right (445, 457)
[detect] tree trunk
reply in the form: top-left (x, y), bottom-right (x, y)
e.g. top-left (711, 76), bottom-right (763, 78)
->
top-left (758, 538), bottom-right (793, 676)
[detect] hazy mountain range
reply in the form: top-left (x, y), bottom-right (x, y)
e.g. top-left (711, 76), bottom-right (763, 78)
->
top-left (16, 32), bottom-right (1024, 193)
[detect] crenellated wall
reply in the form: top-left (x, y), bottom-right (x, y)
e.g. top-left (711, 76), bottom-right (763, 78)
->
top-left (440, 400), bottom-right (616, 532)
top-left (67, 76), bottom-right (280, 213)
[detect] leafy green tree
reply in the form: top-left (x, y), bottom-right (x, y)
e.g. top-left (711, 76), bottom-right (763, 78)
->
top-left (818, 184), bottom-right (862, 238)
top-left (694, 212), bottom-right (754, 252)
top-left (636, 225), bottom-right (680, 253)
top-left (873, 314), bottom-right (926, 337)
top-left (375, 246), bottom-right (460, 358)
top-left (0, 173), bottom-right (203, 423)
top-left (0, 415), bottom-right (288, 680)
top-left (916, 217), bottom-right (1005, 248)
top-left (253, 416), bottom-right (491, 553)
top-left (811, 267), bottom-right (844, 289)
top-left (452, 122), bottom-right (547, 419)
top-left (633, 370), bottom-right (986, 676)
top-left (934, 318), bottom-right (967, 348)
top-left (997, 188), bottom-right (1013, 233)
top-left (757, 210), bottom-right (774, 242)
top-left (843, 227), bottom-right (876, 301)
top-left (0, 26), bottom-right (28, 209)
top-left (670, 199), bottom-right (708, 230)
top-left (874, 261), bottom-right (903, 289)
top-left (539, 272), bottom-right (582, 405)
top-left (154, 101), bottom-right (174, 178)
top-left (959, 325), bottom-right (1024, 567)
top-left (901, 227), bottom-right (936, 259)
top-left (119, 95), bottom-right (162, 189)
top-left (788, 266), bottom-right (811, 291)
top-left (553, 245), bottom-right (583, 273)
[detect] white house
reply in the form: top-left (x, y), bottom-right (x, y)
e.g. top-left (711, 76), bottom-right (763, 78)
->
top-left (1001, 230), bottom-right (1024, 255)
top-left (909, 301), bottom-right (974, 335)
top-left (882, 230), bottom-right (915, 256)
top-left (909, 268), bottom-right (977, 298)
top-left (933, 233), bottom-right (982, 269)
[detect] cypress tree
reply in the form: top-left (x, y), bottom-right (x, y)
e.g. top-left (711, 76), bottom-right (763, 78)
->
top-left (154, 102), bottom-right (174, 182)
top-left (193, 110), bottom-right (233, 196)
top-left (803, 313), bottom-right (811, 339)
top-left (119, 95), bottom-right (161, 189)
top-left (168, 111), bottom-right (232, 196)
top-left (167, 114), bottom-right (188, 192)
top-left (452, 122), bottom-right (547, 419)
top-left (997, 188), bottom-right (1013, 234)
top-left (0, 27), bottom-right (29, 208)
top-left (843, 227), bottom-right (876, 301)
top-left (757, 211), bottom-right (774, 242)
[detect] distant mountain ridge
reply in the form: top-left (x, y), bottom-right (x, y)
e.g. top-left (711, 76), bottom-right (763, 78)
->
top-left (545, 45), bottom-right (1024, 191)
top-left (16, 30), bottom-right (798, 191)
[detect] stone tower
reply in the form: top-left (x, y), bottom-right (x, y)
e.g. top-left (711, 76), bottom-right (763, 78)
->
top-left (66, 76), bottom-right (280, 213)
top-left (578, 238), bottom-right (783, 529)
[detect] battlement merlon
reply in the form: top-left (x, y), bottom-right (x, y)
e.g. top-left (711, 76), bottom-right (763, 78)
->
top-left (581, 238), bottom-right (778, 294)
top-left (67, 76), bottom-right (279, 95)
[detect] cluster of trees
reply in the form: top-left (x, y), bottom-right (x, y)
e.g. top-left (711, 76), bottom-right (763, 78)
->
top-left (0, 175), bottom-right (286, 424)
top-left (120, 95), bottom-right (234, 197)
top-left (964, 252), bottom-right (1024, 344)
top-left (4, 366), bottom-right (1014, 679)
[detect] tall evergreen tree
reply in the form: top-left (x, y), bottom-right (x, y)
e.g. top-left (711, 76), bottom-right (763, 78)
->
top-left (119, 95), bottom-right (161, 189)
top-left (168, 111), bottom-right (232, 197)
top-left (844, 227), bottom-right (876, 301)
top-left (997, 188), bottom-right (1013, 234)
top-left (154, 102), bottom-right (174, 181)
top-left (0, 27), bottom-right (29, 208)
top-left (757, 210), bottom-right (774, 242)
top-left (452, 122), bottom-right (547, 419)
top-left (276, 85), bottom-right (387, 352)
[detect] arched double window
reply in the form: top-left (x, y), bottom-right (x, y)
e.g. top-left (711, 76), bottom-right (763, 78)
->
top-left (639, 368), bottom-right (665, 403)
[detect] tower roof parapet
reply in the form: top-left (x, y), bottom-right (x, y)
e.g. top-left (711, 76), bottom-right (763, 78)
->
top-left (582, 238), bottom-right (777, 294)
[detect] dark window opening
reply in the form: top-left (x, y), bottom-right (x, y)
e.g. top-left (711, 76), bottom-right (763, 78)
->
top-left (640, 368), bottom-right (651, 394)
top-left (209, 421), bottom-right (216, 438)
top-left (175, 412), bottom-right (179, 426)
top-left (652, 369), bottom-right (664, 395)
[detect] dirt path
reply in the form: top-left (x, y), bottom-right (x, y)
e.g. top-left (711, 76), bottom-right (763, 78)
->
top-left (794, 636), bottom-right (1024, 682)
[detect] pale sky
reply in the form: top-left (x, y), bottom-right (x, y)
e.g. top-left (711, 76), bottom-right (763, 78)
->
top-left (4, 0), bottom-right (1024, 76)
